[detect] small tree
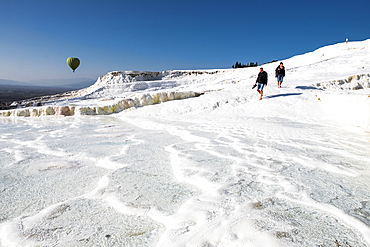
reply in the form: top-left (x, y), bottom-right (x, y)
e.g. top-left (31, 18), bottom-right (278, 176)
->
top-left (233, 61), bottom-right (243, 68)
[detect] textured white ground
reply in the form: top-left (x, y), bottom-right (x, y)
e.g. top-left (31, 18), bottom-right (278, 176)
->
top-left (0, 40), bottom-right (370, 247)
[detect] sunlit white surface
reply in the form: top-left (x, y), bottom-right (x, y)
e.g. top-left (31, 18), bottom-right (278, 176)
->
top-left (1, 40), bottom-right (370, 246)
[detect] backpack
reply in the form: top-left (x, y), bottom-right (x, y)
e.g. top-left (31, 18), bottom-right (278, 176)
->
top-left (275, 66), bottom-right (279, 77)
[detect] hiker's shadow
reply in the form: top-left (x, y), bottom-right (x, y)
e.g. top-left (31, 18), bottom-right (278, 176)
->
top-left (266, 93), bottom-right (302, 99)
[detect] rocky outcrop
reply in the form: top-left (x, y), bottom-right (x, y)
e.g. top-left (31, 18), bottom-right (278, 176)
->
top-left (0, 69), bottom-right (225, 117)
top-left (314, 74), bottom-right (370, 90)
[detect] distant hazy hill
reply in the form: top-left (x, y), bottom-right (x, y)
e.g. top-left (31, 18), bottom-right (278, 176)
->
top-left (29, 78), bottom-right (96, 89)
top-left (0, 78), bottom-right (96, 89)
top-left (0, 79), bottom-right (31, 86)
top-left (0, 85), bottom-right (73, 103)
top-left (60, 80), bottom-right (96, 89)
top-left (0, 78), bottom-right (96, 103)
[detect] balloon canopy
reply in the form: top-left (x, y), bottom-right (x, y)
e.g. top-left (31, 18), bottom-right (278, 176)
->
top-left (67, 57), bottom-right (80, 72)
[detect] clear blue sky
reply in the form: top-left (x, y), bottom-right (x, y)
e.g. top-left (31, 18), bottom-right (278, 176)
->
top-left (0, 0), bottom-right (369, 83)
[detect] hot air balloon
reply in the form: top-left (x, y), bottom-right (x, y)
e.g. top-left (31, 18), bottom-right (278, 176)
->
top-left (67, 57), bottom-right (80, 72)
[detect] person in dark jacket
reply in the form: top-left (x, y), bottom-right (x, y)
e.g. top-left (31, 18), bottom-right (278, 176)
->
top-left (255, 67), bottom-right (268, 100)
top-left (275, 62), bottom-right (285, 88)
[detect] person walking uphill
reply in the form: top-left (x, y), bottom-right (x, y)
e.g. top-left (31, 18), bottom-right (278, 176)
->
top-left (255, 67), bottom-right (268, 100)
top-left (275, 62), bottom-right (285, 88)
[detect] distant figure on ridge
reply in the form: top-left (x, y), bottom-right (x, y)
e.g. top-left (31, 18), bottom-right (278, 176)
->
top-left (255, 67), bottom-right (268, 100)
top-left (275, 62), bottom-right (285, 88)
